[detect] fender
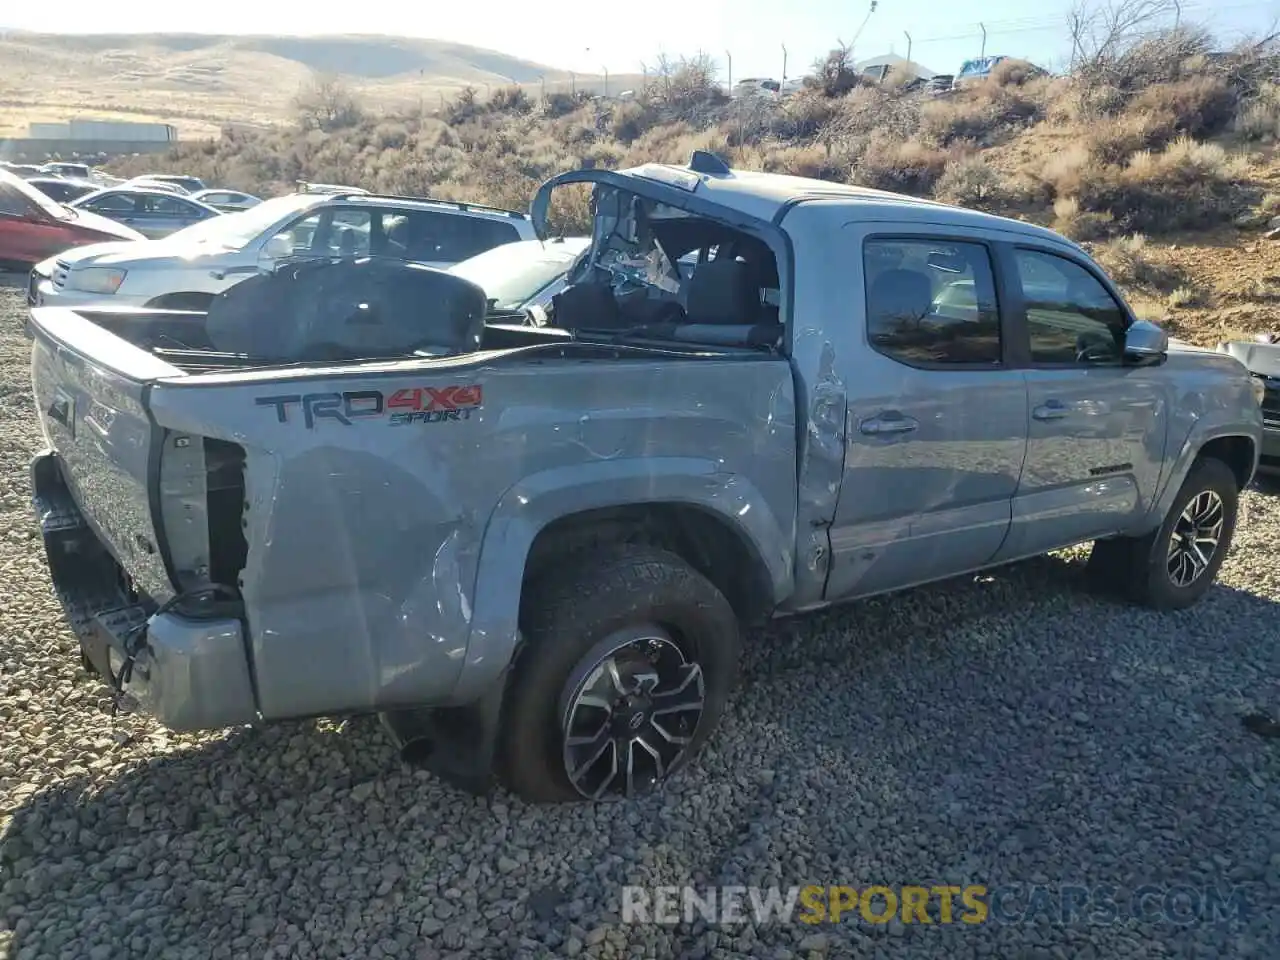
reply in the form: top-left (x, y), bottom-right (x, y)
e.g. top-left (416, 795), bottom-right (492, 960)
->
top-left (448, 457), bottom-right (795, 702)
top-left (1145, 417), bottom-right (1260, 532)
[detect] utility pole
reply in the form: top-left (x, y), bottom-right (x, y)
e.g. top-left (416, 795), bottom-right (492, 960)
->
top-left (603, 66), bottom-right (609, 98)
top-left (904, 31), bottom-right (912, 62)
top-left (725, 50), bottom-right (733, 90)
top-left (781, 44), bottom-right (788, 81)
top-left (539, 74), bottom-right (546, 102)
top-left (849, 1), bottom-right (878, 59)
top-left (980, 23), bottom-right (987, 58)
top-left (570, 72), bottom-right (576, 96)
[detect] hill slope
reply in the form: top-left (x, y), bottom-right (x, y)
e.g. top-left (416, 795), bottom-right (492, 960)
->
top-left (104, 34), bottom-right (1280, 348)
top-left (0, 31), bottom-right (620, 137)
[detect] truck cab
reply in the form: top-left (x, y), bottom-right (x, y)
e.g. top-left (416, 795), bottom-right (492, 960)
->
top-left (27, 152), bottom-right (1263, 804)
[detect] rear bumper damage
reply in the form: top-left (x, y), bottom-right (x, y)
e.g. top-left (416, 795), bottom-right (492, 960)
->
top-left (30, 450), bottom-right (258, 731)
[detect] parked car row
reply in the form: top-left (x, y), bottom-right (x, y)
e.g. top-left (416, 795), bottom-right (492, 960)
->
top-left (19, 179), bottom-right (554, 314)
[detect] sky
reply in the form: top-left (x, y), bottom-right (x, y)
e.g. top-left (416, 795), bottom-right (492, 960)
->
top-left (3, 0), bottom-right (1280, 83)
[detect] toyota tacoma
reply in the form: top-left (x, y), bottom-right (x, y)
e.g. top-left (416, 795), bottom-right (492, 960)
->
top-left (27, 152), bottom-right (1264, 803)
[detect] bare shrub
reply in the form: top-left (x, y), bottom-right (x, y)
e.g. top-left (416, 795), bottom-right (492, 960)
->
top-left (934, 155), bottom-right (1007, 207)
top-left (989, 59), bottom-right (1043, 87)
top-left (609, 100), bottom-right (653, 143)
top-left (647, 53), bottom-right (727, 123)
top-left (855, 136), bottom-right (952, 195)
top-left (1127, 76), bottom-right (1238, 142)
top-left (810, 44), bottom-right (862, 98)
top-left (293, 74), bottom-right (365, 132)
top-left (1052, 196), bottom-right (1114, 240)
top-left (1234, 83), bottom-right (1280, 142)
top-left (1078, 137), bottom-right (1250, 233)
top-left (918, 85), bottom-right (1042, 146)
top-left (759, 143), bottom-right (850, 181)
top-left (1092, 233), bottom-right (1184, 289)
top-left (489, 86), bottom-right (534, 115)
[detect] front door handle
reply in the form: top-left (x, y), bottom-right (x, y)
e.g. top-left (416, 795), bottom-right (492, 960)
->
top-left (1033, 400), bottom-right (1069, 421)
top-left (859, 412), bottom-right (919, 435)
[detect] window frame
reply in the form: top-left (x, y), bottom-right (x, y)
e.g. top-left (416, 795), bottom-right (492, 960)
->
top-left (998, 243), bottom-right (1137, 370)
top-left (861, 231), bottom-right (1017, 372)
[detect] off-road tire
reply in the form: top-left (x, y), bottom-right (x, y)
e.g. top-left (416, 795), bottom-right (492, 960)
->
top-left (497, 544), bottom-right (741, 804)
top-left (1087, 456), bottom-right (1239, 611)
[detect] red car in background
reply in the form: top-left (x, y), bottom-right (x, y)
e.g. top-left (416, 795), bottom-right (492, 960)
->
top-left (0, 169), bottom-right (144, 268)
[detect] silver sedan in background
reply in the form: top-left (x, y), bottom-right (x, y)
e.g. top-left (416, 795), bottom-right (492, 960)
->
top-left (69, 187), bottom-right (222, 239)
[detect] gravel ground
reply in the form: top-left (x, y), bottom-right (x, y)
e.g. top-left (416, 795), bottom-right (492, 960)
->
top-left (0, 275), bottom-right (1278, 960)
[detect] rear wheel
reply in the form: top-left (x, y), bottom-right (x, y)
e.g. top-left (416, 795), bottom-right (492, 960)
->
top-left (1088, 457), bottom-right (1239, 611)
top-left (497, 544), bottom-right (740, 803)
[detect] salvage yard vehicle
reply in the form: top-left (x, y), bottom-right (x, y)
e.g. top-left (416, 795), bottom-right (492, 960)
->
top-left (27, 151), bottom-right (1264, 804)
top-left (1215, 335), bottom-right (1280, 473)
top-left (190, 188), bottom-right (262, 213)
top-left (28, 189), bottom-right (538, 312)
top-left (70, 186), bottom-right (223, 239)
top-left (0, 169), bottom-right (144, 269)
top-left (448, 236), bottom-right (591, 319)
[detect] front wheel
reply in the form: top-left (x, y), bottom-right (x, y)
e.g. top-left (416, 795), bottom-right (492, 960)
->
top-left (497, 544), bottom-right (741, 803)
top-left (1088, 456), bottom-right (1239, 611)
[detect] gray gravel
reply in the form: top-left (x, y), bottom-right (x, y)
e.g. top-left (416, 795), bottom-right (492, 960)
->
top-left (1, 275), bottom-right (1279, 959)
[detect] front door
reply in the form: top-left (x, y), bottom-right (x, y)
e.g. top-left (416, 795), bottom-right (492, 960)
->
top-left (993, 246), bottom-right (1170, 561)
top-left (824, 234), bottom-right (1029, 601)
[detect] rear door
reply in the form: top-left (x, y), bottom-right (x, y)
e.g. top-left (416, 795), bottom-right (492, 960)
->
top-left (29, 306), bottom-right (180, 602)
top-left (992, 245), bottom-right (1170, 560)
top-left (82, 191), bottom-right (150, 235)
top-left (824, 230), bottom-right (1029, 600)
top-left (147, 194), bottom-right (215, 236)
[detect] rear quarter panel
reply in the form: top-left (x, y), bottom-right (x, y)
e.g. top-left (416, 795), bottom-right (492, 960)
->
top-left (149, 352), bottom-right (798, 718)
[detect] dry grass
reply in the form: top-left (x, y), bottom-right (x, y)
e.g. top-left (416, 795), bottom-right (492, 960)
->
top-left (1092, 234), bottom-right (1186, 290)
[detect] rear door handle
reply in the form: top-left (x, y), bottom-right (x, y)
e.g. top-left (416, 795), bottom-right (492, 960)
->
top-left (1033, 400), bottom-right (1069, 421)
top-left (859, 412), bottom-right (919, 435)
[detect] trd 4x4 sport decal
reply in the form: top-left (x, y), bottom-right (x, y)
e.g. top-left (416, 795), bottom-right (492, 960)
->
top-left (256, 385), bottom-right (483, 429)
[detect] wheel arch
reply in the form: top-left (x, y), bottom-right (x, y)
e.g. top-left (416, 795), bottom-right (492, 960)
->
top-left (451, 460), bottom-right (795, 702)
top-left (1195, 434), bottom-right (1257, 491)
top-left (1150, 426), bottom-right (1260, 527)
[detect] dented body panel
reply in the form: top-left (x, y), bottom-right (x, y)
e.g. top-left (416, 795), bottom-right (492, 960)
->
top-left (143, 353), bottom-right (798, 716)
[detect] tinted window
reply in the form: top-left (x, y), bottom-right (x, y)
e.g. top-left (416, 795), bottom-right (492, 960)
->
top-left (329, 210), bottom-right (372, 255)
top-left (863, 238), bottom-right (1001, 365)
top-left (385, 211), bottom-right (521, 263)
top-left (1014, 249), bottom-right (1128, 365)
top-left (87, 193), bottom-right (138, 214)
top-left (203, 192), bottom-right (234, 204)
top-left (149, 195), bottom-right (201, 216)
top-left (268, 209), bottom-right (372, 257)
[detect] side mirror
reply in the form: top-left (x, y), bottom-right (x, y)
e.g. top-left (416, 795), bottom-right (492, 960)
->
top-left (262, 234), bottom-right (293, 261)
top-left (1123, 319), bottom-right (1169, 365)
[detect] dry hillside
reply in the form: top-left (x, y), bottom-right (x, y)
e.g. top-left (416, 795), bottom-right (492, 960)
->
top-left (104, 31), bottom-right (1280, 348)
top-left (0, 31), bottom-right (633, 138)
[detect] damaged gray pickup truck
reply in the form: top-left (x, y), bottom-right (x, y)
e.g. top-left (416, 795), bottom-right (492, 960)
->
top-left (28, 151), bottom-right (1265, 803)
